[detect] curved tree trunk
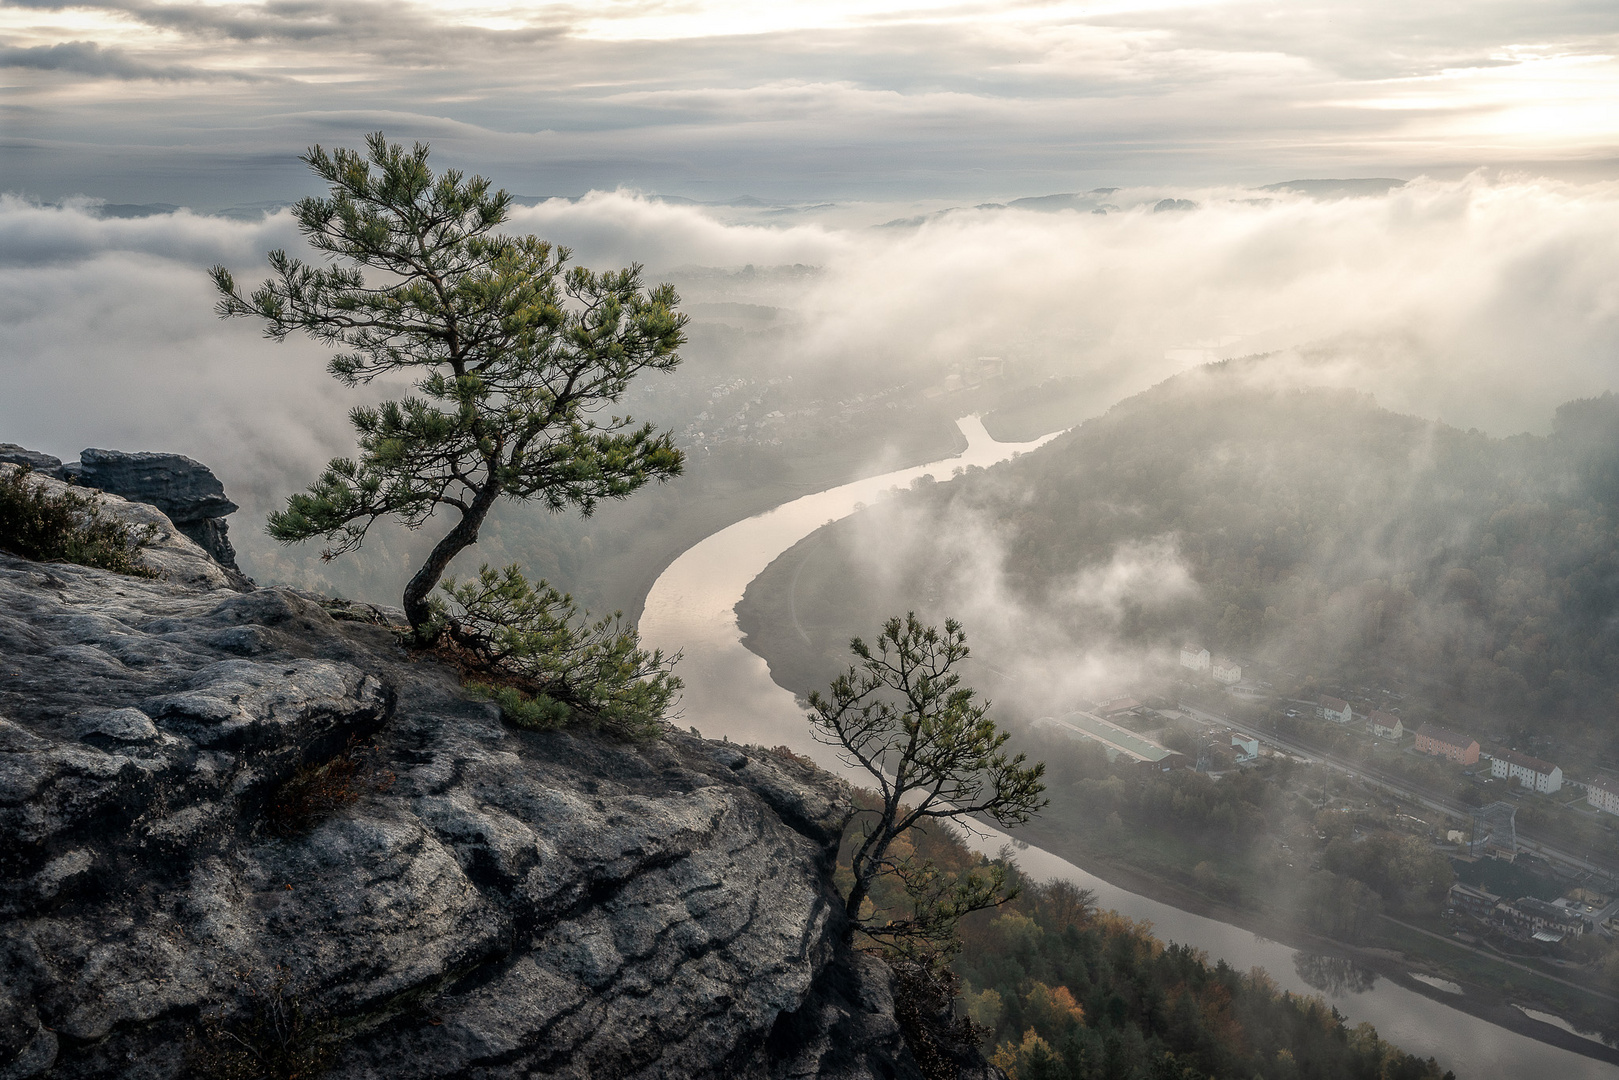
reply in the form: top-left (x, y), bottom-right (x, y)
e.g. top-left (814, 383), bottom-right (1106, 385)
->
top-left (844, 828), bottom-right (892, 925)
top-left (402, 482), bottom-right (502, 633)
top-left (844, 877), bottom-right (872, 925)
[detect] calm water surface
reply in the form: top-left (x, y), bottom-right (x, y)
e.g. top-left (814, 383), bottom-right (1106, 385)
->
top-left (639, 416), bottom-right (1617, 1080)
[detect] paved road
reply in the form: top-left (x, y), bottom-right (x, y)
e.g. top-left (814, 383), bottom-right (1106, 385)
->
top-left (1178, 702), bottom-right (1619, 882)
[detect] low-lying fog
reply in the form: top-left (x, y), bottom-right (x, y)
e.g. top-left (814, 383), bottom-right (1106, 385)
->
top-left (4, 175), bottom-right (1618, 598)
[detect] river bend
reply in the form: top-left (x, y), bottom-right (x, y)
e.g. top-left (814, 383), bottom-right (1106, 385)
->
top-left (639, 416), bottom-right (1617, 1079)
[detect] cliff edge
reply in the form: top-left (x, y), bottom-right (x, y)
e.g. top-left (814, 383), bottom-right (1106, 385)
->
top-left (0, 464), bottom-right (921, 1079)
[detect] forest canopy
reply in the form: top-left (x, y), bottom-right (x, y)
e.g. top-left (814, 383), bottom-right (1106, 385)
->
top-left (874, 811), bottom-right (1451, 1080)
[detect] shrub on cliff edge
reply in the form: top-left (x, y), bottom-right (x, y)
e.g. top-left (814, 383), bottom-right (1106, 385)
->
top-left (0, 465), bottom-right (157, 577)
top-left (435, 564), bottom-right (680, 740)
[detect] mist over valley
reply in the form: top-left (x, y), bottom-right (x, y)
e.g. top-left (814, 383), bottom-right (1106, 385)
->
top-left (6, 2), bottom-right (1619, 1074)
top-left (741, 361), bottom-right (1619, 757)
top-left (9, 172), bottom-right (1619, 620)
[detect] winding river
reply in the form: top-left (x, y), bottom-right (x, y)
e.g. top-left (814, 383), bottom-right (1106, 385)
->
top-left (639, 416), bottom-right (1617, 1079)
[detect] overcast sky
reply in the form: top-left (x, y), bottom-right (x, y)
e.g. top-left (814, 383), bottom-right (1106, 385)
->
top-left (4, 2), bottom-right (1619, 597)
top-left (4, 0), bottom-right (1619, 206)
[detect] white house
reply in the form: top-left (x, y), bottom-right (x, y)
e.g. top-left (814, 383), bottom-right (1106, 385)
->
top-left (1318, 696), bottom-right (1353, 724)
top-left (1179, 644), bottom-right (1210, 672)
top-left (1231, 734), bottom-right (1259, 762)
top-left (1588, 775), bottom-right (1619, 816)
top-left (1368, 710), bottom-right (1404, 740)
top-left (1211, 657), bottom-right (1242, 685)
top-left (1491, 749), bottom-right (1563, 794)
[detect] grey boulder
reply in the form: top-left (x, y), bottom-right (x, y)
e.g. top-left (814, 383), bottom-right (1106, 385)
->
top-left (63, 449), bottom-right (241, 571)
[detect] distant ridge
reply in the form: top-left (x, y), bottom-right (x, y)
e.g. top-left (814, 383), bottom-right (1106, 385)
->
top-left (1261, 178), bottom-right (1407, 198)
top-left (1006, 190), bottom-right (1118, 211)
top-left (93, 203), bottom-right (180, 218)
top-left (512, 193), bottom-right (780, 209)
top-left (214, 200), bottom-right (293, 220)
top-left (83, 201), bottom-right (294, 220)
top-left (881, 189), bottom-right (1120, 226)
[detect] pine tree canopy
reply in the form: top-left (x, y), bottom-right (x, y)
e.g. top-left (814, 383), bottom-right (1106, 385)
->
top-left (810, 613), bottom-right (1048, 937)
top-left (212, 133), bottom-right (687, 629)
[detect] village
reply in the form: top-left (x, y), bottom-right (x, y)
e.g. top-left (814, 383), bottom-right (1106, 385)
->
top-left (1031, 640), bottom-right (1619, 972)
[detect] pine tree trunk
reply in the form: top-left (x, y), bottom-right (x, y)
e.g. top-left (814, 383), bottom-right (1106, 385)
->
top-left (844, 834), bottom-right (889, 924)
top-left (402, 482), bottom-right (502, 633)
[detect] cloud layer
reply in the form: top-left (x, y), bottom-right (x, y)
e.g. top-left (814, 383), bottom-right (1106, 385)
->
top-left (3, 0), bottom-right (1616, 207)
top-left (3, 174), bottom-right (1618, 600)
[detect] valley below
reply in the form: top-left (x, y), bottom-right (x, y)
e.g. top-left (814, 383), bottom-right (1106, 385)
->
top-left (714, 368), bottom-right (1619, 1074)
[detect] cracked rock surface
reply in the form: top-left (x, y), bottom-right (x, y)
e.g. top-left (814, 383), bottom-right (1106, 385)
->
top-left (0, 513), bottom-right (918, 1077)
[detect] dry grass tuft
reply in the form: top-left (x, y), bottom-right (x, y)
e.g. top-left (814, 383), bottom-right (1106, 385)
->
top-left (265, 738), bottom-right (395, 837)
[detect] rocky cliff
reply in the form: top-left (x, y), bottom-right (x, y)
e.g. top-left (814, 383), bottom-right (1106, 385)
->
top-left (0, 446), bottom-right (243, 575)
top-left (0, 467), bottom-right (927, 1080)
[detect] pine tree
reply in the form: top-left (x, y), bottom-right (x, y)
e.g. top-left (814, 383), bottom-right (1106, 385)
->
top-left (810, 613), bottom-right (1047, 943)
top-left (213, 133), bottom-right (686, 632)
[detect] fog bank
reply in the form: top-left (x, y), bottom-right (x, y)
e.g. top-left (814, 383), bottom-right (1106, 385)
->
top-left (3, 175), bottom-right (1618, 591)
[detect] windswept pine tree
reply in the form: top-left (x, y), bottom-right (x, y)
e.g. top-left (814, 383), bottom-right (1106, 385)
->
top-left (214, 134), bottom-right (687, 732)
top-left (212, 133), bottom-right (687, 633)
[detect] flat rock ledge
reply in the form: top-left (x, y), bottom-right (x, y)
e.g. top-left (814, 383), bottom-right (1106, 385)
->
top-left (0, 540), bottom-right (918, 1076)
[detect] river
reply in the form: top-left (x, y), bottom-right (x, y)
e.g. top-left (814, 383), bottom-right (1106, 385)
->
top-left (638, 416), bottom-right (1618, 1079)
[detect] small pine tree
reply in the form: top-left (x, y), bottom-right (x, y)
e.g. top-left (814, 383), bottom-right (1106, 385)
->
top-left (809, 613), bottom-right (1047, 943)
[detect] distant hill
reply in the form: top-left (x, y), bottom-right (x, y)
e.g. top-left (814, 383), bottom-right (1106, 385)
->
top-left (739, 362), bottom-right (1619, 756)
top-left (1006, 191), bottom-right (1118, 212)
top-left (882, 190), bottom-right (1120, 226)
top-left (1261, 178), bottom-right (1407, 198)
top-left (214, 200), bottom-right (294, 220)
top-left (92, 203), bottom-right (181, 218)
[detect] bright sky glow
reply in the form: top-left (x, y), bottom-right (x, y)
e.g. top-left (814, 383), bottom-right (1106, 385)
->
top-left (564, 0), bottom-right (1230, 41)
top-left (0, 0), bottom-right (1614, 204)
top-left (1332, 52), bottom-right (1619, 146)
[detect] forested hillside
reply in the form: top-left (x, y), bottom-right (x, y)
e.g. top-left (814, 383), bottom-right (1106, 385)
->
top-left (858, 814), bottom-right (1452, 1080)
top-left (739, 362), bottom-right (1619, 753)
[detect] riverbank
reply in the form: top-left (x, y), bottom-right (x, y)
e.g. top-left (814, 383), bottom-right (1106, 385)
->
top-left (648, 415), bottom-right (1619, 1077)
top-left (607, 373), bottom-right (1118, 626)
top-left (733, 475), bottom-right (1619, 1069)
top-left (578, 412), bottom-right (966, 622)
top-left (1013, 820), bottom-right (1619, 1067)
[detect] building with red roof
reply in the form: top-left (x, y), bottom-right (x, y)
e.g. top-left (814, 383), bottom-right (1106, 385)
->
top-left (1414, 723), bottom-right (1479, 765)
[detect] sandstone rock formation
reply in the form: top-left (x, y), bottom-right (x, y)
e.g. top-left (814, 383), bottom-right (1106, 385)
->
top-left (0, 489), bottom-right (925, 1079)
top-left (0, 464), bottom-right (243, 593)
top-left (0, 445), bottom-right (66, 478)
top-left (0, 446), bottom-right (243, 574)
